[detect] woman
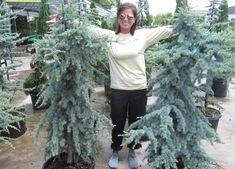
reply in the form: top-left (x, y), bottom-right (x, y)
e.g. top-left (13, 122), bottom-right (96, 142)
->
top-left (91, 2), bottom-right (172, 169)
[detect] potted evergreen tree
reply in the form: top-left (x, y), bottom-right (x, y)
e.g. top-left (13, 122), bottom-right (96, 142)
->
top-left (207, 0), bottom-right (234, 97)
top-left (194, 28), bottom-right (233, 132)
top-left (125, 9), bottom-right (222, 169)
top-left (35, 2), bottom-right (112, 169)
top-left (196, 0), bottom-right (235, 130)
top-left (0, 88), bottom-right (26, 140)
top-left (23, 59), bottom-right (49, 109)
top-left (0, 1), bottom-right (26, 142)
top-left (0, 1), bottom-right (21, 84)
top-left (211, 25), bottom-right (235, 97)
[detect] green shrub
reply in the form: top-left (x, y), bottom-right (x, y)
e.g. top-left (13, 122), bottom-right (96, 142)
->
top-left (23, 60), bottom-right (47, 95)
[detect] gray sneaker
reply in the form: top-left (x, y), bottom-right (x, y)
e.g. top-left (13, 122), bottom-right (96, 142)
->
top-left (128, 152), bottom-right (138, 169)
top-left (108, 151), bottom-right (119, 169)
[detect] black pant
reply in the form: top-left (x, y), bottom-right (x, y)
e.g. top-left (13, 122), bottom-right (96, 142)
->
top-left (110, 88), bottom-right (147, 151)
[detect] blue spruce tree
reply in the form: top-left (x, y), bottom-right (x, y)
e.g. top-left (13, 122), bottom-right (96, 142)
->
top-left (126, 9), bottom-right (222, 169)
top-left (35, 2), bottom-right (112, 168)
top-left (0, 1), bottom-right (21, 85)
top-left (0, 1), bottom-right (25, 146)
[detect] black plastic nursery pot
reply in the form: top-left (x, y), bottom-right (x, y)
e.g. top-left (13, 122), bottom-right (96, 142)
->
top-left (41, 153), bottom-right (95, 169)
top-left (30, 94), bottom-right (50, 110)
top-left (157, 153), bottom-right (184, 169)
top-left (205, 107), bottom-right (222, 132)
top-left (0, 120), bottom-right (26, 138)
top-left (212, 78), bottom-right (228, 97)
top-left (197, 106), bottom-right (222, 132)
top-left (0, 108), bottom-right (27, 138)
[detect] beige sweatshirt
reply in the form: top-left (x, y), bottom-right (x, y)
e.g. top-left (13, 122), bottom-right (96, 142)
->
top-left (90, 26), bottom-right (172, 90)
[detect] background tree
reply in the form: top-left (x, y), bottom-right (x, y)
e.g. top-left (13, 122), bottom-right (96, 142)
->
top-left (153, 13), bottom-right (173, 26)
top-left (137, 0), bottom-right (152, 26)
top-left (125, 9), bottom-right (221, 169)
top-left (89, 0), bottom-right (115, 27)
top-left (37, 0), bottom-right (50, 35)
top-left (207, 0), bottom-right (221, 26)
top-left (91, 0), bottom-right (114, 9)
top-left (116, 0), bottom-right (120, 8)
top-left (208, 0), bottom-right (235, 98)
top-left (89, 0), bottom-right (101, 26)
top-left (175, 0), bottom-right (188, 13)
top-left (218, 0), bottom-right (228, 23)
top-left (216, 26), bottom-right (235, 81)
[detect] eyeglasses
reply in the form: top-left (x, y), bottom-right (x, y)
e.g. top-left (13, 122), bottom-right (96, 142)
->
top-left (118, 14), bottom-right (135, 20)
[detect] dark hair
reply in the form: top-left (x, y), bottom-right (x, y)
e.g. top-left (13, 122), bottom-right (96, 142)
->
top-left (115, 2), bottom-right (137, 35)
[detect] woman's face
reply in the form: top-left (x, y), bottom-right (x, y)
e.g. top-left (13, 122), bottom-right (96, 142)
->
top-left (118, 8), bottom-right (136, 34)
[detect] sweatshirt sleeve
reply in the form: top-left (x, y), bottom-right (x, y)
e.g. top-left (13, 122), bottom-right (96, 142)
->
top-left (140, 26), bottom-right (172, 47)
top-left (88, 26), bottom-right (115, 37)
